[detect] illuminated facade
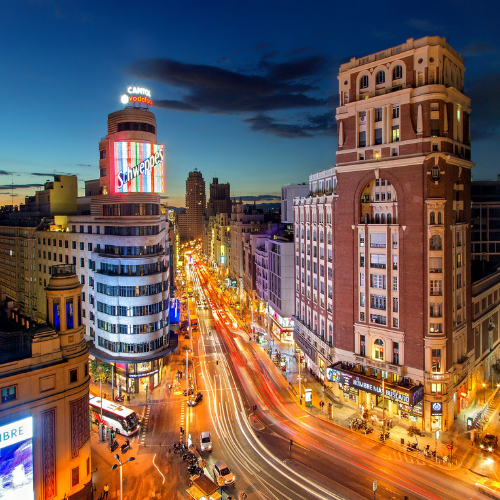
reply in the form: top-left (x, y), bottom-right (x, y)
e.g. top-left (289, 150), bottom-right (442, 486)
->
top-left (295, 36), bottom-right (473, 431)
top-left (0, 265), bottom-right (91, 500)
top-left (185, 170), bottom-right (206, 242)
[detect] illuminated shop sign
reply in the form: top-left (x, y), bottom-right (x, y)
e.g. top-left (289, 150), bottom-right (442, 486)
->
top-left (326, 363), bottom-right (424, 406)
top-left (0, 416), bottom-right (34, 500)
top-left (129, 369), bottom-right (159, 379)
top-left (170, 298), bottom-right (180, 324)
top-left (114, 141), bottom-right (165, 193)
top-left (431, 402), bottom-right (443, 415)
top-left (121, 87), bottom-right (153, 107)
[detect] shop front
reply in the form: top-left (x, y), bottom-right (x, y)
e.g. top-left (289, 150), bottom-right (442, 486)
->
top-left (269, 306), bottom-right (294, 342)
top-left (115, 359), bottom-right (164, 394)
top-left (294, 332), bottom-right (317, 373)
top-left (430, 401), bottom-right (443, 430)
top-left (326, 362), bottom-right (424, 423)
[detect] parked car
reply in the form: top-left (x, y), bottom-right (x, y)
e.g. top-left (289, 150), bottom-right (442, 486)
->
top-left (481, 434), bottom-right (498, 452)
top-left (200, 431), bottom-right (212, 452)
top-left (213, 460), bottom-right (235, 485)
top-left (187, 392), bottom-right (203, 407)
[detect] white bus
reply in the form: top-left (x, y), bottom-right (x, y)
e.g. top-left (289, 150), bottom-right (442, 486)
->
top-left (89, 395), bottom-right (140, 436)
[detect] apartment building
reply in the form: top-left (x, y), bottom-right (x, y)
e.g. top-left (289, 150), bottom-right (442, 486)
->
top-left (295, 36), bottom-right (473, 431)
top-left (185, 170), bottom-right (206, 242)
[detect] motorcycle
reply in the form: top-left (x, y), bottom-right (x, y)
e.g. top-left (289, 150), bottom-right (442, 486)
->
top-left (379, 432), bottom-right (390, 441)
top-left (120, 440), bottom-right (131, 453)
top-left (110, 440), bottom-right (119, 452)
top-left (365, 427), bottom-right (374, 434)
top-left (114, 395), bottom-right (124, 403)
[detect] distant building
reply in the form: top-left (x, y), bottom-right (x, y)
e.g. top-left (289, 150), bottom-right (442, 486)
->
top-left (185, 170), bottom-right (206, 242)
top-left (281, 184), bottom-right (309, 224)
top-left (207, 177), bottom-right (231, 216)
top-left (0, 264), bottom-right (91, 500)
top-left (471, 177), bottom-right (500, 262)
top-left (22, 175), bottom-right (78, 216)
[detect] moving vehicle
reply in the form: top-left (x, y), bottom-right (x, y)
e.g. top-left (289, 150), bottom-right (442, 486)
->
top-left (187, 392), bottom-right (203, 407)
top-left (480, 434), bottom-right (498, 452)
top-left (213, 460), bottom-right (235, 485)
top-left (476, 480), bottom-right (500, 498)
top-left (189, 314), bottom-right (198, 329)
top-left (200, 431), bottom-right (212, 452)
top-left (89, 395), bottom-right (139, 435)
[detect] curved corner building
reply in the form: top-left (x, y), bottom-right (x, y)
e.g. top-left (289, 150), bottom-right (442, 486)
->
top-left (89, 102), bottom-right (173, 392)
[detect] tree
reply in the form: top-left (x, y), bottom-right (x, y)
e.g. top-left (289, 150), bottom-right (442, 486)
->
top-left (90, 360), bottom-right (111, 381)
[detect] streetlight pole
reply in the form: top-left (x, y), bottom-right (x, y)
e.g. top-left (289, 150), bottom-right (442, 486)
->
top-left (382, 379), bottom-right (386, 440)
top-left (483, 383), bottom-right (486, 404)
top-left (111, 454), bottom-right (135, 500)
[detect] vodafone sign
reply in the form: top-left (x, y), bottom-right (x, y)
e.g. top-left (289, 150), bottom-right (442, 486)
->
top-left (121, 87), bottom-right (153, 107)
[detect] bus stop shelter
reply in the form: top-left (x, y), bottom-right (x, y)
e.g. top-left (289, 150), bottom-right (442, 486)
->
top-left (186, 474), bottom-right (222, 500)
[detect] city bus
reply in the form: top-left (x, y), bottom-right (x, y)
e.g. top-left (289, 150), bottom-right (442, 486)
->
top-left (89, 395), bottom-right (140, 436)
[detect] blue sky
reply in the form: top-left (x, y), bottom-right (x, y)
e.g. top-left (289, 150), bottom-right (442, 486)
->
top-left (1, 0), bottom-right (499, 207)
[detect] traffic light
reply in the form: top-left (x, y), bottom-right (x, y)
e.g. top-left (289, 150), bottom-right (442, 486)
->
top-left (253, 405), bottom-right (257, 412)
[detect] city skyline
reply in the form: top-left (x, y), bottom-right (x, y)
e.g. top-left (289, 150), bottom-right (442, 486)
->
top-left (1, 1), bottom-right (500, 207)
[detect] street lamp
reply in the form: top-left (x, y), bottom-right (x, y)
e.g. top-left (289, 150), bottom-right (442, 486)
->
top-left (111, 454), bottom-right (135, 500)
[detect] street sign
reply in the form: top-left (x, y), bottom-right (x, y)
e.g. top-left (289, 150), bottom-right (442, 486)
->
top-left (373, 480), bottom-right (377, 491)
top-left (446, 444), bottom-right (453, 449)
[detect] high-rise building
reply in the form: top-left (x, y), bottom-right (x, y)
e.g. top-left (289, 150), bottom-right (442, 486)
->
top-left (294, 36), bottom-right (473, 431)
top-left (207, 177), bottom-right (231, 216)
top-left (185, 170), bottom-right (206, 242)
top-left (281, 184), bottom-right (309, 224)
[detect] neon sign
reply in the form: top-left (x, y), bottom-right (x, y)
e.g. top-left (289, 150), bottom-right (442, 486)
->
top-left (121, 87), bottom-right (153, 107)
top-left (114, 141), bottom-right (165, 193)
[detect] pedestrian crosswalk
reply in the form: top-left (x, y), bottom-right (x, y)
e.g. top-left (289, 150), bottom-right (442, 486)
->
top-left (180, 401), bottom-right (186, 430)
top-left (140, 405), bottom-right (151, 445)
top-left (389, 450), bottom-right (425, 465)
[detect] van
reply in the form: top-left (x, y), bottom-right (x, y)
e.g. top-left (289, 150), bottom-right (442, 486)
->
top-left (200, 431), bottom-right (212, 451)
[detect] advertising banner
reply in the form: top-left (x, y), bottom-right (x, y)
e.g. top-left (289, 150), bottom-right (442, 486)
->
top-left (114, 141), bottom-right (165, 193)
top-left (0, 416), bottom-right (34, 500)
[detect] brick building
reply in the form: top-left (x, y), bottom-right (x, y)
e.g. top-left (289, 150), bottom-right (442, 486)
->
top-left (294, 36), bottom-right (473, 431)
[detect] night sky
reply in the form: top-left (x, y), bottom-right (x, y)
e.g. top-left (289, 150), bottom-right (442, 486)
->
top-left (1, 1), bottom-right (499, 207)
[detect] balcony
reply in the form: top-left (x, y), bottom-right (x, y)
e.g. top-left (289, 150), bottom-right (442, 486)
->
top-left (430, 268), bottom-right (442, 274)
top-left (370, 263), bottom-right (386, 269)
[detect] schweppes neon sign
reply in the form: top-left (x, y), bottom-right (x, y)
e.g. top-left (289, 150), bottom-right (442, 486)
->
top-left (117, 149), bottom-right (164, 188)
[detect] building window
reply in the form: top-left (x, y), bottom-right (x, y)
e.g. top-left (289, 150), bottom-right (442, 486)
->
top-left (431, 349), bottom-right (442, 372)
top-left (393, 342), bottom-right (399, 365)
top-left (360, 75), bottom-right (369, 89)
top-left (360, 292), bottom-right (365, 307)
top-left (392, 105), bottom-right (400, 118)
top-left (360, 253), bottom-right (365, 267)
top-left (88, 243), bottom-right (93, 251)
top-left (392, 233), bottom-right (398, 249)
top-left (360, 234), bottom-right (365, 247)
top-left (375, 128), bottom-right (383, 145)
top-left (376, 71), bottom-right (385, 85)
top-left (70, 368), bottom-right (78, 383)
top-left (392, 125), bottom-right (400, 142)
top-left (1, 386), bottom-right (16, 403)
top-left (371, 274), bottom-right (387, 289)
top-left (393, 65), bottom-right (403, 80)
top-left (393, 317), bottom-right (398, 328)
top-left (393, 297), bottom-right (398, 313)
top-left (374, 339), bottom-right (384, 360)
top-left (359, 131), bottom-right (366, 148)
top-left (431, 383), bottom-right (442, 393)
top-left (392, 276), bottom-right (398, 291)
top-left (72, 241), bottom-right (76, 249)
top-left (80, 242), bottom-right (84, 250)
top-left (393, 255), bottom-right (398, 270)
top-left (360, 273), bottom-right (365, 287)
top-left (457, 253), bottom-right (462, 268)
top-left (72, 466), bottom-right (79, 487)
top-left (360, 335), bottom-right (366, 356)
top-left (430, 234), bottom-right (442, 251)
top-left (430, 280), bottom-right (442, 296)
top-left (375, 107), bottom-right (383, 121)
top-left (80, 258), bottom-right (84, 268)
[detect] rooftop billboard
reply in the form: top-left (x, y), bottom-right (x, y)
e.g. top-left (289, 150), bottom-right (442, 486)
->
top-left (114, 141), bottom-right (164, 194)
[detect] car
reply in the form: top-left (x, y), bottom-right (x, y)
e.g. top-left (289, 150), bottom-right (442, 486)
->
top-left (480, 434), bottom-right (498, 452)
top-left (200, 431), bottom-right (212, 452)
top-left (476, 480), bottom-right (500, 499)
top-left (213, 460), bottom-right (235, 486)
top-left (187, 392), bottom-right (203, 407)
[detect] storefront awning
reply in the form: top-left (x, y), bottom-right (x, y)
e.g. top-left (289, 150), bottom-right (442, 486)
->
top-left (326, 362), bottom-right (424, 406)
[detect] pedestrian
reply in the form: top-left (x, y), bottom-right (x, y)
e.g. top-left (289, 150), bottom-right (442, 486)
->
top-left (103, 484), bottom-right (109, 498)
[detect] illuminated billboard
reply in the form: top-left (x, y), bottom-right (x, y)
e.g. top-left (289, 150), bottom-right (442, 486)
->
top-left (114, 141), bottom-right (165, 193)
top-left (0, 417), bottom-right (34, 500)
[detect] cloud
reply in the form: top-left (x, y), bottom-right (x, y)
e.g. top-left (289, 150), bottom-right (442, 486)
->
top-left (467, 72), bottom-right (500, 140)
top-left (0, 183), bottom-right (43, 191)
top-left (31, 171), bottom-right (76, 177)
top-left (244, 112), bottom-right (336, 139)
top-left (462, 42), bottom-right (497, 58)
top-left (0, 170), bottom-right (11, 176)
top-left (406, 19), bottom-right (442, 32)
top-left (128, 52), bottom-right (332, 138)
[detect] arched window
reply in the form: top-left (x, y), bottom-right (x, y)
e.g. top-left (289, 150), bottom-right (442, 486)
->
top-left (364, 214), bottom-right (370, 224)
top-left (360, 75), bottom-right (369, 89)
top-left (375, 213), bottom-right (380, 224)
top-left (438, 212), bottom-right (442, 224)
top-left (393, 65), bottom-right (403, 80)
top-left (430, 212), bottom-right (436, 225)
top-left (381, 213), bottom-right (386, 224)
top-left (301, 228), bottom-right (304, 238)
top-left (376, 70), bottom-right (385, 84)
top-left (313, 230), bottom-right (317, 241)
top-left (430, 234), bottom-right (442, 251)
top-left (387, 213), bottom-right (392, 224)
top-left (374, 339), bottom-right (384, 360)
top-left (307, 228), bottom-right (310, 239)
